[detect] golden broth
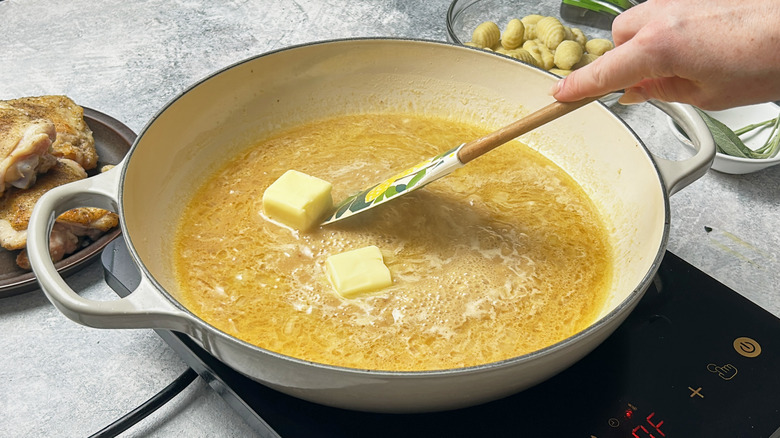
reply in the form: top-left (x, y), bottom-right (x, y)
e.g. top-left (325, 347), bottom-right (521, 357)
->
top-left (173, 113), bottom-right (613, 371)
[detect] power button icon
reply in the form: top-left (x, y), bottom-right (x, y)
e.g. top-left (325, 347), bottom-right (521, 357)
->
top-left (734, 337), bottom-right (761, 358)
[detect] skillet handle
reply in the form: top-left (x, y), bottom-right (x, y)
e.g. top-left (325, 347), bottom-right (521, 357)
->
top-left (648, 101), bottom-right (715, 196)
top-left (27, 165), bottom-right (195, 332)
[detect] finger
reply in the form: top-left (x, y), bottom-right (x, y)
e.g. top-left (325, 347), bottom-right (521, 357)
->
top-left (552, 39), bottom-right (660, 101)
top-left (611, 0), bottom-right (676, 46)
top-left (611, 2), bottom-right (654, 46)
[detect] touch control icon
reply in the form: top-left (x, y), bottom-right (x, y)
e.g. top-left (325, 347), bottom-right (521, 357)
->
top-left (733, 337), bottom-right (762, 358)
top-left (707, 363), bottom-right (738, 380)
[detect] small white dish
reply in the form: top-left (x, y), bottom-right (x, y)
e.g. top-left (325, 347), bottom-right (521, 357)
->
top-left (667, 102), bottom-right (780, 174)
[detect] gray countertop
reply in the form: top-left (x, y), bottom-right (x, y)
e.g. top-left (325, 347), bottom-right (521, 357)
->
top-left (1, 0), bottom-right (779, 436)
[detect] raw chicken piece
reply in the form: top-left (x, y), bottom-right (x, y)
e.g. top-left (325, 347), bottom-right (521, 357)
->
top-left (0, 103), bottom-right (58, 197)
top-left (6, 95), bottom-right (98, 170)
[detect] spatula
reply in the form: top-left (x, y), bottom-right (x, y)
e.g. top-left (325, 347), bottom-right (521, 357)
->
top-left (322, 95), bottom-right (603, 225)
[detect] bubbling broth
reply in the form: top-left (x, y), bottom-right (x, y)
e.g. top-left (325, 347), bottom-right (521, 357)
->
top-left (173, 113), bottom-right (613, 371)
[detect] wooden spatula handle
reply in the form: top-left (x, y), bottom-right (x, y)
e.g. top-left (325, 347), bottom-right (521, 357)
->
top-left (457, 95), bottom-right (603, 164)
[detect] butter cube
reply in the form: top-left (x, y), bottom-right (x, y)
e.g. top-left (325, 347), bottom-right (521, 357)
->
top-left (325, 246), bottom-right (393, 298)
top-left (262, 170), bottom-right (333, 231)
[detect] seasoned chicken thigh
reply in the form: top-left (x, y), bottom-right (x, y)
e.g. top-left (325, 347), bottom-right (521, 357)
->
top-left (0, 158), bottom-right (87, 251)
top-left (0, 103), bottom-right (57, 197)
top-left (15, 208), bottom-right (119, 270)
top-left (6, 95), bottom-right (98, 170)
top-left (0, 157), bottom-right (118, 269)
top-left (0, 95), bottom-right (119, 270)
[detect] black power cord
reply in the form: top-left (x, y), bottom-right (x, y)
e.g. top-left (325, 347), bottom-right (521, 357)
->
top-left (88, 368), bottom-right (198, 438)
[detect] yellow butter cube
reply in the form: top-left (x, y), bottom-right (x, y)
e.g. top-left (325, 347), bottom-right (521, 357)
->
top-left (325, 246), bottom-right (393, 298)
top-left (262, 170), bottom-right (333, 231)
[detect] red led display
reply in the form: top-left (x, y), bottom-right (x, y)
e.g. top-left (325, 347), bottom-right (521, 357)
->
top-left (631, 413), bottom-right (666, 438)
top-left (647, 413), bottom-right (666, 437)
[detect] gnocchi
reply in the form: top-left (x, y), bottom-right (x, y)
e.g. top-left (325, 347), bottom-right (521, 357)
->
top-left (523, 23), bottom-right (537, 41)
top-left (562, 26), bottom-right (574, 42)
top-left (520, 41), bottom-right (543, 68)
top-left (466, 14), bottom-right (613, 76)
top-left (585, 38), bottom-right (614, 56)
top-left (472, 21), bottom-right (501, 49)
top-left (573, 53), bottom-right (600, 69)
top-left (501, 19), bottom-right (525, 49)
top-left (549, 68), bottom-right (572, 77)
top-left (520, 14), bottom-right (544, 26)
top-left (523, 39), bottom-right (554, 70)
top-left (570, 28), bottom-right (588, 49)
top-left (506, 48), bottom-right (538, 66)
top-left (536, 16), bottom-right (565, 50)
top-left (554, 40), bottom-right (583, 70)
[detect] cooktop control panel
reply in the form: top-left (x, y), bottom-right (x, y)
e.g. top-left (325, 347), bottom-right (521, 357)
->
top-left (530, 264), bottom-right (780, 437)
top-left (103, 240), bottom-right (780, 438)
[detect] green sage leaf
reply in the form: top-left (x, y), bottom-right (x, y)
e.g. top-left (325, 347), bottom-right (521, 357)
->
top-left (695, 108), bottom-right (758, 158)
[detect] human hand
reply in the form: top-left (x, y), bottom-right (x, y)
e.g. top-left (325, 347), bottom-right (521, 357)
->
top-left (551, 0), bottom-right (780, 110)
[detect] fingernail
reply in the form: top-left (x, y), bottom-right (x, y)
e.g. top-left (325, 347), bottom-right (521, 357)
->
top-left (618, 88), bottom-right (648, 105)
top-left (549, 78), bottom-right (564, 96)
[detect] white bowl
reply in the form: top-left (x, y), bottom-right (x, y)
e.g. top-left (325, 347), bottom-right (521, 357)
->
top-left (667, 102), bottom-right (780, 174)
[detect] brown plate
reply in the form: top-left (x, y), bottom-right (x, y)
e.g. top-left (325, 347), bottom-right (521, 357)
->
top-left (0, 107), bottom-right (135, 297)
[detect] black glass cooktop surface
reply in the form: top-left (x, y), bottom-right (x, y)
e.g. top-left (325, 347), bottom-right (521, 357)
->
top-left (102, 238), bottom-right (780, 438)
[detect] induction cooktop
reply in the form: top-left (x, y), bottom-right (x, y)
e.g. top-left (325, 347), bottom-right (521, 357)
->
top-left (102, 238), bottom-right (780, 438)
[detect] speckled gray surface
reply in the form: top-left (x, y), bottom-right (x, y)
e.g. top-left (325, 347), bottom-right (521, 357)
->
top-left (1, 0), bottom-right (779, 436)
